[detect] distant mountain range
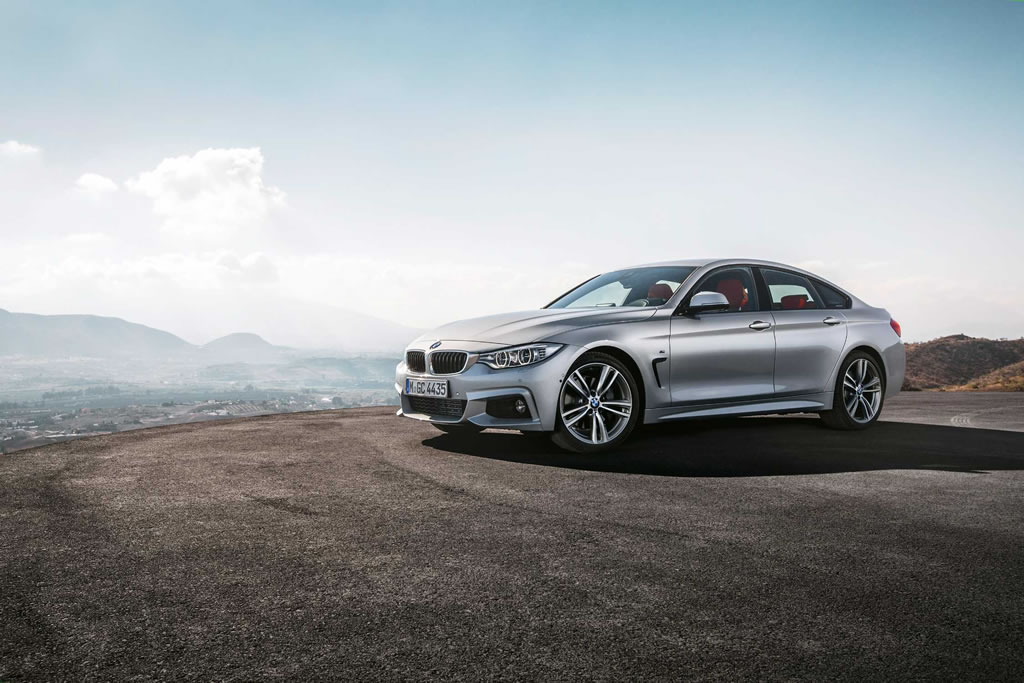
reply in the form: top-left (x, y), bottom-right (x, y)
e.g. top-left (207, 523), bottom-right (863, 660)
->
top-left (0, 308), bottom-right (191, 358)
top-left (903, 335), bottom-right (1024, 391)
top-left (200, 332), bottom-right (291, 364)
top-left (0, 308), bottom-right (403, 361)
top-left (96, 295), bottom-right (420, 353)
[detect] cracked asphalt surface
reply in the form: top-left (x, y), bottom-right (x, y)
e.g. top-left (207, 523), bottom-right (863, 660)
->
top-left (3, 396), bottom-right (1024, 680)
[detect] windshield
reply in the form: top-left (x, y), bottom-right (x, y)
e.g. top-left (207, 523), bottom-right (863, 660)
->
top-left (546, 266), bottom-right (697, 309)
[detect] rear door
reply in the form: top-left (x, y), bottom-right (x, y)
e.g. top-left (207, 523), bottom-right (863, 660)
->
top-left (669, 266), bottom-right (776, 404)
top-left (756, 267), bottom-right (847, 396)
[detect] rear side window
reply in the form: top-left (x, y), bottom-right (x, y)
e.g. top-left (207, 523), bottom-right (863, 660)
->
top-left (814, 280), bottom-right (851, 309)
top-left (760, 268), bottom-right (819, 310)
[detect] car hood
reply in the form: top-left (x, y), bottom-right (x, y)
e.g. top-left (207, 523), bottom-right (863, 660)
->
top-left (408, 308), bottom-right (658, 349)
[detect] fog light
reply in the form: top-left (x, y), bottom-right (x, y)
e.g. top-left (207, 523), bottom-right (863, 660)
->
top-left (486, 396), bottom-right (533, 419)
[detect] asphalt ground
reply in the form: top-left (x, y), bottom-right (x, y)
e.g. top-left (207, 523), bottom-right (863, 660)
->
top-left (883, 391), bottom-right (1024, 432)
top-left (2, 394), bottom-right (1024, 680)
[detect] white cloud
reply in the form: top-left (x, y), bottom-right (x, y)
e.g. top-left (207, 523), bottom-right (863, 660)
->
top-left (217, 251), bottom-right (279, 283)
top-left (0, 246), bottom-right (282, 302)
top-left (125, 147), bottom-right (285, 240)
top-left (0, 140), bottom-right (41, 159)
top-left (64, 232), bottom-right (113, 244)
top-left (74, 172), bottom-right (118, 196)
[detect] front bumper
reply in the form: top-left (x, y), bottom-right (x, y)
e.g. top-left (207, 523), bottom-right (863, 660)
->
top-left (395, 346), bottom-right (578, 431)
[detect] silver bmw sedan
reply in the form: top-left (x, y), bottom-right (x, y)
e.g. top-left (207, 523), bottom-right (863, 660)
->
top-left (396, 259), bottom-right (905, 453)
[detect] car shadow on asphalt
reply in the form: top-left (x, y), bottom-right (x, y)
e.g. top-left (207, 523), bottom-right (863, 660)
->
top-left (422, 417), bottom-right (1024, 477)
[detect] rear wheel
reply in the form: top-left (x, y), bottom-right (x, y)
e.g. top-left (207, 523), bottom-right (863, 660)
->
top-left (551, 352), bottom-right (640, 453)
top-left (820, 351), bottom-right (885, 430)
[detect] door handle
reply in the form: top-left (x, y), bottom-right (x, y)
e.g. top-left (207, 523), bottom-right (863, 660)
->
top-left (749, 321), bottom-right (772, 331)
top-left (823, 316), bottom-right (843, 326)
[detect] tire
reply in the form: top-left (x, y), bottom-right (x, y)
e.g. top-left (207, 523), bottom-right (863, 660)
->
top-left (820, 351), bottom-right (885, 430)
top-left (551, 351), bottom-right (641, 454)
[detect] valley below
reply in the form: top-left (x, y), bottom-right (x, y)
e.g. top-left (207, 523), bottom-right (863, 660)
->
top-left (0, 354), bottom-right (400, 454)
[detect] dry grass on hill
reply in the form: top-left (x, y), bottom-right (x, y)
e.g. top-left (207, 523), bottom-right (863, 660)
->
top-left (902, 335), bottom-right (1024, 391)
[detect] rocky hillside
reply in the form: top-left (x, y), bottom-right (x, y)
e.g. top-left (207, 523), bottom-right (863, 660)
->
top-left (949, 359), bottom-right (1024, 392)
top-left (903, 335), bottom-right (1024, 391)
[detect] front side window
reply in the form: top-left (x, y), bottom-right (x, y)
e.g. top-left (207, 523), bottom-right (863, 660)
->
top-left (547, 266), bottom-right (696, 309)
top-left (689, 266), bottom-right (759, 313)
top-left (761, 268), bottom-right (820, 310)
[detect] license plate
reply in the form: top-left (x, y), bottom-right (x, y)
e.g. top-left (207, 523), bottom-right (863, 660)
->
top-left (405, 378), bottom-right (449, 398)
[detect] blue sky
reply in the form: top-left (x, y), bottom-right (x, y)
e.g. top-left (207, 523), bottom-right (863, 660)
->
top-left (1, 1), bottom-right (1022, 344)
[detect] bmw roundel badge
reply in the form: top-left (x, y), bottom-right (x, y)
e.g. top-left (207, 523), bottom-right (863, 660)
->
top-left (430, 341), bottom-right (442, 349)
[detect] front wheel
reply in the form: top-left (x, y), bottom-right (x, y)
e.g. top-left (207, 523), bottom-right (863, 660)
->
top-left (551, 352), bottom-right (640, 453)
top-left (820, 351), bottom-right (885, 430)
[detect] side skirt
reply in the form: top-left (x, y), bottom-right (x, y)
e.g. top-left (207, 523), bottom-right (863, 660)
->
top-left (643, 393), bottom-right (832, 424)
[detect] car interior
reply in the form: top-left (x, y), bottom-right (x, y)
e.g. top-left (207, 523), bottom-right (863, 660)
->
top-left (693, 268), bottom-right (758, 312)
top-left (623, 280), bottom-right (677, 307)
top-left (762, 269), bottom-right (820, 310)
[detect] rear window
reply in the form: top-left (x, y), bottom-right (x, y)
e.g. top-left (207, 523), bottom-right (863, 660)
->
top-left (815, 280), bottom-right (851, 309)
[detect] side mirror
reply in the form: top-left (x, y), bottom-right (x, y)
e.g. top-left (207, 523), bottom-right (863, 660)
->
top-left (685, 291), bottom-right (731, 314)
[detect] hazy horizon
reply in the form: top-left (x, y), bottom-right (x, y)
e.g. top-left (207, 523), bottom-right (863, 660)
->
top-left (3, 1), bottom-right (1023, 345)
top-left (1, 284), bottom-right (1021, 349)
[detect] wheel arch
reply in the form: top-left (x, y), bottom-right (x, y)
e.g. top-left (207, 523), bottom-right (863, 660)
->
top-left (841, 344), bottom-right (887, 389)
top-left (820, 343), bottom-right (889, 412)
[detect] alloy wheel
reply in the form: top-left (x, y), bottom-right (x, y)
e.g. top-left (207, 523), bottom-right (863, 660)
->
top-left (843, 358), bottom-right (882, 423)
top-left (559, 362), bottom-right (633, 445)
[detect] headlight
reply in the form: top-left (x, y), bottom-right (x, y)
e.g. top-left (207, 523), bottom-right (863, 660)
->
top-left (478, 343), bottom-right (563, 370)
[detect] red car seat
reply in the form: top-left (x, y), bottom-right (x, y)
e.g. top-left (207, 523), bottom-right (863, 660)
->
top-left (780, 294), bottom-right (809, 310)
top-left (647, 283), bottom-right (673, 300)
top-left (715, 279), bottom-right (748, 311)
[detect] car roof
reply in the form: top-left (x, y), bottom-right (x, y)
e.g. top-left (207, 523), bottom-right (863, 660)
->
top-left (626, 258), bottom-right (795, 270)
top-left (624, 258), bottom-right (717, 268)
top-left (621, 258), bottom-right (860, 301)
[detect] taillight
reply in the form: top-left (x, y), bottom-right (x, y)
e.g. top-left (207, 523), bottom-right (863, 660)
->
top-left (890, 318), bottom-right (902, 338)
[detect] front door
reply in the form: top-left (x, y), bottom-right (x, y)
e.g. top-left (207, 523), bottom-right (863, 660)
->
top-left (669, 266), bottom-right (776, 404)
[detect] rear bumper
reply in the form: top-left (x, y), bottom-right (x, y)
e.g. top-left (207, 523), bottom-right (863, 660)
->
top-left (395, 346), bottom-right (578, 431)
top-left (882, 340), bottom-right (906, 398)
